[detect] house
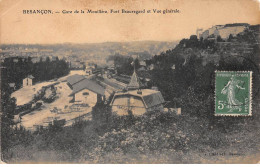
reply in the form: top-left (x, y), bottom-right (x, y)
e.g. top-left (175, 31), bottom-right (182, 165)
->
top-left (69, 61), bottom-right (85, 69)
top-left (23, 75), bottom-right (34, 87)
top-left (8, 83), bottom-right (16, 91)
top-left (85, 67), bottom-right (93, 76)
top-left (171, 64), bottom-right (175, 70)
top-left (110, 69), bottom-right (165, 116)
top-left (137, 66), bottom-right (146, 72)
top-left (69, 78), bottom-right (106, 107)
top-left (147, 64), bottom-right (154, 71)
top-left (139, 61), bottom-right (146, 67)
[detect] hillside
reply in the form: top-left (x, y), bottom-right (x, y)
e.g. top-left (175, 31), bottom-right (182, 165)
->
top-left (0, 41), bottom-right (178, 66)
top-left (146, 24), bottom-right (260, 106)
top-left (149, 25), bottom-right (259, 68)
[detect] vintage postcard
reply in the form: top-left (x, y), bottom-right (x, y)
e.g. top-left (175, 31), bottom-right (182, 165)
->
top-left (0, 0), bottom-right (260, 164)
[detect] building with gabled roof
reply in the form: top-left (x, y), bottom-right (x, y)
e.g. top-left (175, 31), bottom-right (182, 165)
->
top-left (139, 61), bottom-right (146, 66)
top-left (110, 69), bottom-right (165, 116)
top-left (70, 78), bottom-right (105, 96)
top-left (137, 66), bottom-right (146, 72)
top-left (9, 83), bottom-right (16, 91)
top-left (111, 89), bottom-right (165, 116)
top-left (69, 78), bottom-right (106, 107)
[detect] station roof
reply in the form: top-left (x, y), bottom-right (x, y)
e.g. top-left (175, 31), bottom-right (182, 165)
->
top-left (67, 74), bottom-right (85, 86)
top-left (111, 89), bottom-right (165, 109)
top-left (69, 78), bottom-right (105, 96)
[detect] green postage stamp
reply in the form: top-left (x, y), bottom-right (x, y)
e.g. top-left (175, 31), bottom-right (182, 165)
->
top-left (215, 71), bottom-right (252, 116)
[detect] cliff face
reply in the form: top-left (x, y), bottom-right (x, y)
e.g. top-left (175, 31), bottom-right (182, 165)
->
top-left (173, 25), bottom-right (259, 68)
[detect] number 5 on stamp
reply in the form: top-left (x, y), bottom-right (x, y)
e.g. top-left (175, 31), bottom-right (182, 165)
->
top-left (215, 71), bottom-right (252, 116)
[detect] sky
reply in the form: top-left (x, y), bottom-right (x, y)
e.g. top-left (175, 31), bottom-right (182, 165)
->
top-left (0, 0), bottom-right (260, 44)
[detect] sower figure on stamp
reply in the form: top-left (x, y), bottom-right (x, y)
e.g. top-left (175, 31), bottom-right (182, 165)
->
top-left (221, 75), bottom-right (245, 112)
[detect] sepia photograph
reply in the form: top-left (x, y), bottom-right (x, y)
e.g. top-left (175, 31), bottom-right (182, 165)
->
top-left (0, 0), bottom-right (260, 164)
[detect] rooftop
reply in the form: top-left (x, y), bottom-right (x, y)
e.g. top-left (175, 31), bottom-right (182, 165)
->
top-left (9, 83), bottom-right (15, 87)
top-left (112, 89), bottom-right (165, 108)
top-left (69, 78), bottom-right (105, 96)
top-left (26, 75), bottom-right (34, 79)
top-left (224, 23), bottom-right (249, 28)
top-left (127, 71), bottom-right (141, 90)
top-left (67, 74), bottom-right (85, 86)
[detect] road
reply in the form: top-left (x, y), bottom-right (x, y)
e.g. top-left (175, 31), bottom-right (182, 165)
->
top-left (17, 70), bottom-right (93, 131)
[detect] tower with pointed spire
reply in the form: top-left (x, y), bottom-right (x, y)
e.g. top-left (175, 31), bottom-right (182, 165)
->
top-left (110, 59), bottom-right (165, 116)
top-left (127, 70), bottom-right (141, 90)
top-left (126, 59), bottom-right (142, 94)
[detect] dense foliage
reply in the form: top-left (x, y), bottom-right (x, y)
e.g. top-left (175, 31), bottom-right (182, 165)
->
top-left (107, 54), bottom-right (140, 75)
top-left (1, 56), bottom-right (70, 160)
top-left (2, 108), bottom-right (259, 163)
top-left (2, 56), bottom-right (70, 89)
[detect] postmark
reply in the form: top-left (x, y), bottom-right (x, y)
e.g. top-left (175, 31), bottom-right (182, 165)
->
top-left (215, 71), bottom-right (252, 116)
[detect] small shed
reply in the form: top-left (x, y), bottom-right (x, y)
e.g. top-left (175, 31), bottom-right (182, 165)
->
top-left (139, 61), bottom-right (146, 67)
top-left (23, 75), bottom-right (34, 87)
top-left (9, 83), bottom-right (16, 90)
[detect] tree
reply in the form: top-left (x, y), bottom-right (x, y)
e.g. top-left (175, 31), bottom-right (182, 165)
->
top-left (189, 35), bottom-right (198, 41)
top-left (217, 36), bottom-right (224, 42)
top-left (227, 34), bottom-right (234, 42)
top-left (134, 58), bottom-right (140, 70)
top-left (1, 68), bottom-right (17, 154)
